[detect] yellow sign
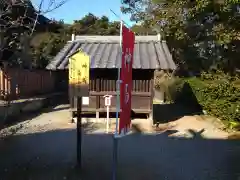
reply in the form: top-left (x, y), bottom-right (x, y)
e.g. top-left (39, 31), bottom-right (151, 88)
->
top-left (69, 50), bottom-right (90, 97)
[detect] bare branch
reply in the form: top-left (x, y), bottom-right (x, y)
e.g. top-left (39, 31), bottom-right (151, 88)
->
top-left (32, 0), bottom-right (69, 14)
top-left (42, 0), bottom-right (68, 14)
top-left (0, 0), bottom-right (68, 67)
top-left (31, 0), bottom-right (69, 35)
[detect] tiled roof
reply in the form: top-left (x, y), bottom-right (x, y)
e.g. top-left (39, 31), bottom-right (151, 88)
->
top-left (46, 36), bottom-right (176, 70)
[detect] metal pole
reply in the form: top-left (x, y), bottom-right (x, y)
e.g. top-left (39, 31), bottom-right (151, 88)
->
top-left (110, 9), bottom-right (131, 29)
top-left (77, 96), bottom-right (82, 168)
top-left (106, 105), bottom-right (109, 133)
top-left (115, 19), bottom-right (123, 135)
top-left (112, 135), bottom-right (119, 180)
top-left (112, 15), bottom-right (123, 180)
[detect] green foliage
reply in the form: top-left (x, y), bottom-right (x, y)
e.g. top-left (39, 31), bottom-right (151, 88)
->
top-left (157, 76), bottom-right (201, 110)
top-left (69, 13), bottom-right (120, 35)
top-left (0, 0), bottom-right (60, 67)
top-left (1, 8), bottom-right (121, 69)
top-left (30, 32), bottom-right (70, 68)
top-left (29, 13), bottom-right (120, 68)
top-left (154, 71), bottom-right (182, 102)
top-left (131, 24), bottom-right (157, 35)
top-left (122, 0), bottom-right (240, 74)
top-left (156, 73), bottom-right (240, 129)
top-left (159, 77), bottom-right (184, 103)
top-left (128, 0), bottom-right (240, 129)
top-left (188, 75), bottom-right (240, 129)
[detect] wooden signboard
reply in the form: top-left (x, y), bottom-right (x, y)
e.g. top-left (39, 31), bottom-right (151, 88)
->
top-left (68, 49), bottom-right (90, 167)
top-left (69, 50), bottom-right (90, 97)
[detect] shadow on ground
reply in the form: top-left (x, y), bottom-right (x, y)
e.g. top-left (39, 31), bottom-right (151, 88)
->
top-left (73, 110), bottom-right (147, 119)
top-left (153, 103), bottom-right (202, 125)
top-left (153, 82), bottom-right (203, 125)
top-left (1, 94), bottom-right (70, 130)
top-left (0, 128), bottom-right (239, 180)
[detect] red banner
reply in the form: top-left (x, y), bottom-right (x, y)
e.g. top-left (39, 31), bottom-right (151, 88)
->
top-left (119, 25), bottom-right (135, 135)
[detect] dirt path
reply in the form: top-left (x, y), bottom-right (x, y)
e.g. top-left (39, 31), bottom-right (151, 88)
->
top-left (0, 105), bottom-right (239, 180)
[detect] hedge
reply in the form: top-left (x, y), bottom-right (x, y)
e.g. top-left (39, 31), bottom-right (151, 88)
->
top-left (186, 78), bottom-right (240, 125)
top-left (155, 72), bottom-right (240, 129)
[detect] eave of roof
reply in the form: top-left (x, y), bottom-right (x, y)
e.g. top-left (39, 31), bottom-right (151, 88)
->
top-left (46, 35), bottom-right (176, 70)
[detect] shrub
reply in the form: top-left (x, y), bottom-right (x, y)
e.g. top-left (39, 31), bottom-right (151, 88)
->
top-left (155, 72), bottom-right (240, 129)
top-left (187, 76), bottom-right (240, 128)
top-left (154, 71), bottom-right (183, 102)
top-left (155, 75), bottom-right (201, 109)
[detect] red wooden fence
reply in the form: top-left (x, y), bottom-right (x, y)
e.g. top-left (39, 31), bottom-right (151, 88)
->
top-left (0, 68), bottom-right (55, 100)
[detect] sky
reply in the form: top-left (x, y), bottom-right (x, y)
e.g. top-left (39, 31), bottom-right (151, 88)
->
top-left (31, 0), bottom-right (134, 26)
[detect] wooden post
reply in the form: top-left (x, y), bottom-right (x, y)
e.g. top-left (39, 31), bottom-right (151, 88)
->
top-left (76, 96), bottom-right (82, 167)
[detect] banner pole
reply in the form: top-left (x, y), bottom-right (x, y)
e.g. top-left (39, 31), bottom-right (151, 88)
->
top-left (115, 19), bottom-right (123, 136)
top-left (76, 96), bottom-right (82, 168)
top-left (112, 13), bottom-right (123, 180)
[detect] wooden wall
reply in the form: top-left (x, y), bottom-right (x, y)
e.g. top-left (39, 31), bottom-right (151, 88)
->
top-left (70, 69), bottom-right (154, 114)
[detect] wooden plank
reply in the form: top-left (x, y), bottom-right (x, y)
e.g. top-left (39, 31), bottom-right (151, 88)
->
top-left (132, 96), bottom-right (151, 110)
top-left (96, 79), bottom-right (100, 109)
top-left (76, 96), bottom-right (82, 167)
top-left (150, 78), bottom-right (154, 110)
top-left (90, 91), bottom-right (151, 96)
top-left (80, 108), bottom-right (151, 113)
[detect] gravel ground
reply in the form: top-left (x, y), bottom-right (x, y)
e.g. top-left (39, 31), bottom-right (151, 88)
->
top-left (0, 105), bottom-right (72, 138)
top-left (0, 104), bottom-right (240, 180)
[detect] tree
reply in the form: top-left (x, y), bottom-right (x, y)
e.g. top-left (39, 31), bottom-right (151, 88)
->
top-left (122, 0), bottom-right (240, 74)
top-left (70, 13), bottom-right (120, 35)
top-left (30, 30), bottom-right (70, 69)
top-left (31, 13), bottom-right (121, 69)
top-left (131, 23), bottom-right (156, 35)
top-left (0, 0), bottom-right (68, 68)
